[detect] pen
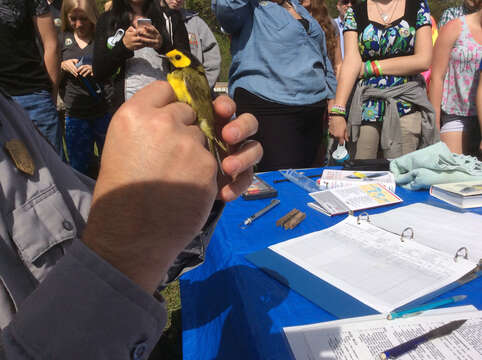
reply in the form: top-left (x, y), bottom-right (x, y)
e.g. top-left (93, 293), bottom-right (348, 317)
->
top-left (242, 199), bottom-right (280, 227)
top-left (387, 295), bottom-right (467, 320)
top-left (379, 319), bottom-right (467, 359)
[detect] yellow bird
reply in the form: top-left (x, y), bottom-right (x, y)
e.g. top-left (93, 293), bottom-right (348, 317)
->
top-left (165, 49), bottom-right (228, 169)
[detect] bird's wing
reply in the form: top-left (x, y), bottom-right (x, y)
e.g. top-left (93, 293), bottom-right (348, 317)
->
top-left (183, 67), bottom-right (211, 106)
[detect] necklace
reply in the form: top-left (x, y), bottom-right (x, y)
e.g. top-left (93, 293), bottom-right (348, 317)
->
top-left (373, 0), bottom-right (400, 26)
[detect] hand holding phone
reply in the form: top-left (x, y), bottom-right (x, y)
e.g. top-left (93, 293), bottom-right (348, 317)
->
top-left (136, 18), bottom-right (152, 29)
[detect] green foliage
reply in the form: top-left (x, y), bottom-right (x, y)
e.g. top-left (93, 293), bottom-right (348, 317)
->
top-left (214, 32), bottom-right (231, 82)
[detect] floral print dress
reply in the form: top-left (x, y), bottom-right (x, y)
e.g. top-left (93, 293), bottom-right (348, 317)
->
top-left (344, 0), bottom-right (431, 123)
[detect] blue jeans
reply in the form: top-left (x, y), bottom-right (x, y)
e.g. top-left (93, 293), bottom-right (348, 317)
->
top-left (12, 90), bottom-right (62, 155)
top-left (65, 113), bottom-right (111, 175)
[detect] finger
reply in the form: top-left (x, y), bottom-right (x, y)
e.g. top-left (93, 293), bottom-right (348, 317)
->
top-left (222, 140), bottom-right (262, 177)
top-left (213, 95), bottom-right (236, 124)
top-left (219, 168), bottom-right (254, 202)
top-left (128, 81), bottom-right (179, 110)
top-left (222, 113), bottom-right (258, 145)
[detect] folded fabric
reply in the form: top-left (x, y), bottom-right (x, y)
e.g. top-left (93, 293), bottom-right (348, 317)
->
top-left (390, 142), bottom-right (482, 190)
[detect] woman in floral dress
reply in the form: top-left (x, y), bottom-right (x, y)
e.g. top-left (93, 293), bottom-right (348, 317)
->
top-left (329, 0), bottom-right (436, 159)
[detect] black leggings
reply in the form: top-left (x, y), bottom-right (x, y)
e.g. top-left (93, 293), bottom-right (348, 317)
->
top-left (234, 88), bottom-right (326, 172)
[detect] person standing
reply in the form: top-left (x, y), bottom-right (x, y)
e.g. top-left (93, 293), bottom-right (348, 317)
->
top-left (60, 0), bottom-right (111, 175)
top-left (0, 0), bottom-right (62, 155)
top-left (439, 0), bottom-right (477, 28)
top-left (333, 0), bottom-right (353, 60)
top-left (213, 0), bottom-right (336, 171)
top-left (429, 1), bottom-right (482, 155)
top-left (163, 0), bottom-right (221, 89)
top-left (329, 0), bottom-right (437, 160)
top-left (93, 0), bottom-right (190, 114)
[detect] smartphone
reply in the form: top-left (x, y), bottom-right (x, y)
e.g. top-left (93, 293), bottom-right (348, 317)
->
top-left (137, 18), bottom-right (152, 28)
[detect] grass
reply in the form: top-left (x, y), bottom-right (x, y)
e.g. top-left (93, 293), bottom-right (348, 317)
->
top-left (149, 281), bottom-right (183, 359)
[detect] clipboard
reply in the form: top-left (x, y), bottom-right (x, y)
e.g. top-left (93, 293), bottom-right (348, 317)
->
top-left (245, 213), bottom-right (479, 318)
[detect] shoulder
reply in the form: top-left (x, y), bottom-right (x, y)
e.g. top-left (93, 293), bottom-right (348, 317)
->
top-left (439, 17), bottom-right (462, 38)
top-left (436, 17), bottom-right (461, 48)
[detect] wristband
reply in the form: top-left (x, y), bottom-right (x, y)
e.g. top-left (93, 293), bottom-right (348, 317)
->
top-left (330, 105), bottom-right (346, 116)
top-left (328, 112), bottom-right (346, 119)
top-left (364, 61), bottom-right (374, 78)
top-left (373, 60), bottom-right (383, 76)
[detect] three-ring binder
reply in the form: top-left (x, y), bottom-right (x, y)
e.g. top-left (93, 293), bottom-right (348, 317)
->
top-left (357, 212), bottom-right (370, 224)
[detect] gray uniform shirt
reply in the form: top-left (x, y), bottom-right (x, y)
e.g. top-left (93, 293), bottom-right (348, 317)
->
top-left (0, 89), bottom-right (223, 358)
top-left (0, 92), bottom-right (166, 359)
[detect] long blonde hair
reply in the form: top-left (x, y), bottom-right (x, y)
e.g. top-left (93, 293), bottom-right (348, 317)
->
top-left (60, 0), bottom-right (99, 33)
top-left (309, 0), bottom-right (337, 66)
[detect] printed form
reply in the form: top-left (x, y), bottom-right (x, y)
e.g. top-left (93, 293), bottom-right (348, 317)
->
top-left (270, 216), bottom-right (476, 313)
top-left (370, 203), bottom-right (482, 262)
top-left (284, 307), bottom-right (482, 360)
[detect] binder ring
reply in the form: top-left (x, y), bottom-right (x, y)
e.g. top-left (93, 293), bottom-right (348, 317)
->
top-left (400, 227), bottom-right (414, 242)
top-left (357, 212), bottom-right (370, 224)
top-left (454, 247), bottom-right (468, 262)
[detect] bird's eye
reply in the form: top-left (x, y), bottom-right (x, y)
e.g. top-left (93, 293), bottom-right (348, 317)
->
top-left (175, 55), bottom-right (182, 61)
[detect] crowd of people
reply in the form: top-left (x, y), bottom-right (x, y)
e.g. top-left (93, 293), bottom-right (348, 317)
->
top-left (0, 0), bottom-right (481, 358)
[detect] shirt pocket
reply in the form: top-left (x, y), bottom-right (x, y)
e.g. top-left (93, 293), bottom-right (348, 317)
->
top-left (257, 3), bottom-right (291, 32)
top-left (9, 185), bottom-right (77, 281)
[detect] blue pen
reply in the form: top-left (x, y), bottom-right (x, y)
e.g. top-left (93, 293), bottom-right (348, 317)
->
top-left (380, 319), bottom-right (467, 359)
top-left (387, 295), bottom-right (467, 320)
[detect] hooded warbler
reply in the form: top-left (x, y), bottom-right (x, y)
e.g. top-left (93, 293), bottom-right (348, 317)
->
top-left (165, 49), bottom-right (228, 169)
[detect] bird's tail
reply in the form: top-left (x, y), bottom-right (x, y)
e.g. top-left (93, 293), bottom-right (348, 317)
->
top-left (208, 139), bottom-right (226, 176)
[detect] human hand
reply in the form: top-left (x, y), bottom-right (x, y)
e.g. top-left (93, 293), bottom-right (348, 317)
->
top-left (61, 59), bottom-right (79, 77)
top-left (82, 82), bottom-right (261, 293)
top-left (214, 95), bottom-right (263, 202)
top-left (136, 24), bottom-right (162, 50)
top-left (328, 115), bottom-right (348, 144)
top-left (77, 64), bottom-right (93, 77)
top-left (122, 26), bottom-right (145, 51)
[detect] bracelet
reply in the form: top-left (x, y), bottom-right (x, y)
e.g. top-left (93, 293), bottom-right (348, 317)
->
top-left (372, 60), bottom-right (383, 76)
top-left (328, 112), bottom-right (346, 118)
top-left (364, 61), bottom-right (374, 78)
top-left (330, 105), bottom-right (346, 116)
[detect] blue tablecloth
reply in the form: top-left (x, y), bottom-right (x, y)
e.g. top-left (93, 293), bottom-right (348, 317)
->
top-left (180, 168), bottom-right (482, 360)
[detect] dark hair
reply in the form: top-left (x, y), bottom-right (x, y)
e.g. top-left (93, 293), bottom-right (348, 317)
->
top-left (109, 0), bottom-right (163, 32)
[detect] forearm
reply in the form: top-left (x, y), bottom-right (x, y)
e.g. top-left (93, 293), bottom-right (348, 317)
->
top-left (334, 57), bottom-right (360, 108)
top-left (375, 53), bottom-right (432, 77)
top-left (428, 76), bottom-right (444, 129)
top-left (44, 44), bottom-right (60, 98)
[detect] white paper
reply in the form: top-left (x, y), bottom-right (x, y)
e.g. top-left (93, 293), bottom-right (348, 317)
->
top-left (284, 308), bottom-right (482, 360)
top-left (309, 184), bottom-right (402, 216)
top-left (370, 203), bottom-right (482, 263)
top-left (270, 216), bottom-right (476, 313)
top-left (319, 170), bottom-right (396, 192)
